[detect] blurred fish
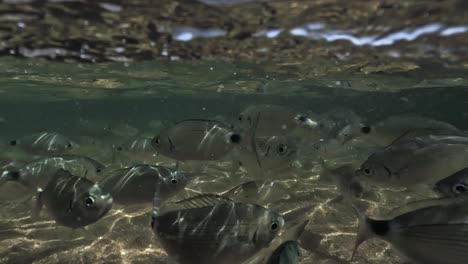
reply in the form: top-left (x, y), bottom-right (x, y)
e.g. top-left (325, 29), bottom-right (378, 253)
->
top-left (0, 155), bottom-right (106, 190)
top-left (114, 136), bottom-right (157, 162)
top-left (34, 169), bottom-right (113, 228)
top-left (9, 131), bottom-right (78, 155)
top-left (221, 180), bottom-right (292, 204)
top-left (151, 194), bottom-right (284, 264)
top-left (319, 159), bottom-right (363, 201)
top-left (355, 137), bottom-right (468, 188)
top-left (337, 115), bottom-right (462, 145)
top-left (434, 167), bottom-right (468, 197)
top-left (99, 165), bottom-right (190, 205)
top-left (352, 196), bottom-right (468, 263)
top-left (236, 135), bottom-right (298, 177)
top-left (151, 119), bottom-right (240, 161)
top-left (310, 138), bottom-right (375, 167)
top-left (237, 104), bottom-right (317, 137)
top-left (243, 220), bottom-right (308, 264)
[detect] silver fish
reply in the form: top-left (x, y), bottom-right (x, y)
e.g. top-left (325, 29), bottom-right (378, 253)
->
top-left (236, 136), bottom-right (298, 177)
top-left (237, 104), bottom-right (316, 137)
top-left (356, 137), bottom-right (468, 188)
top-left (352, 196), bottom-right (468, 264)
top-left (0, 155), bottom-right (106, 190)
top-left (242, 220), bottom-right (308, 264)
top-left (221, 180), bottom-right (292, 205)
top-left (34, 169), bottom-right (113, 228)
top-left (99, 165), bottom-right (190, 205)
top-left (151, 119), bottom-right (240, 161)
top-left (151, 194), bottom-right (284, 264)
top-left (337, 115), bottom-right (462, 145)
top-left (434, 167), bottom-right (468, 197)
top-left (9, 131), bottom-right (78, 155)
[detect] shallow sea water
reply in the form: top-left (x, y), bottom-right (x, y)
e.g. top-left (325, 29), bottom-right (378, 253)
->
top-left (0, 0), bottom-right (468, 263)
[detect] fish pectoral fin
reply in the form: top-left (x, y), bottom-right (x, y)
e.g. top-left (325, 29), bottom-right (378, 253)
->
top-left (31, 191), bottom-right (43, 220)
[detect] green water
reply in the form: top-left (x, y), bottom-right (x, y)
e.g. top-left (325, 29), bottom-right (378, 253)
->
top-left (0, 0), bottom-right (468, 263)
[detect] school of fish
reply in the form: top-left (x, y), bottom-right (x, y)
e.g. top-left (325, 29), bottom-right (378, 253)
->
top-left (1, 104), bottom-right (468, 264)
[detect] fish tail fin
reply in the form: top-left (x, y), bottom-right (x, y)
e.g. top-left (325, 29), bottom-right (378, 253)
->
top-left (351, 204), bottom-right (371, 261)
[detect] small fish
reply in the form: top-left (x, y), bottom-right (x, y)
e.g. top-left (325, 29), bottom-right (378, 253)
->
top-left (337, 115), bottom-right (462, 145)
top-left (434, 167), bottom-right (468, 197)
top-left (237, 104), bottom-right (316, 137)
top-left (243, 220), bottom-right (308, 264)
top-left (221, 180), bottom-right (292, 205)
top-left (151, 194), bottom-right (284, 264)
top-left (236, 136), bottom-right (298, 177)
top-left (34, 169), bottom-right (113, 228)
top-left (9, 131), bottom-right (78, 155)
top-left (114, 136), bottom-right (157, 162)
top-left (99, 165), bottom-right (190, 205)
top-left (352, 196), bottom-right (468, 263)
top-left (319, 159), bottom-right (363, 201)
top-left (0, 155), bottom-right (106, 190)
top-left (355, 137), bottom-right (468, 188)
top-left (151, 119), bottom-right (240, 161)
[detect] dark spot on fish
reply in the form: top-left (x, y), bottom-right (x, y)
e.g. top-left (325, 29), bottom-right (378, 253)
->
top-left (9, 140), bottom-right (17, 146)
top-left (230, 133), bottom-right (241, 143)
top-left (361, 126), bottom-right (371, 134)
top-left (171, 178), bottom-right (178, 184)
top-left (8, 170), bottom-right (20, 180)
top-left (67, 143), bottom-right (73, 148)
top-left (116, 146), bottom-right (123, 151)
top-left (297, 115), bottom-right (307, 122)
top-left (271, 222), bottom-right (278, 231)
top-left (369, 219), bottom-right (389, 236)
top-left (238, 115), bottom-right (243, 121)
top-left (96, 168), bottom-right (102, 173)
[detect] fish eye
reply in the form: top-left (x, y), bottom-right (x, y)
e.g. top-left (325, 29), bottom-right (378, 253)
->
top-left (116, 146), bottom-right (123, 151)
top-left (85, 196), bottom-right (95, 207)
top-left (452, 183), bottom-right (467, 194)
top-left (238, 115), bottom-right (243, 121)
top-left (171, 178), bottom-right (178, 184)
top-left (277, 144), bottom-right (287, 154)
top-left (67, 143), bottom-right (73, 148)
top-left (270, 222), bottom-right (278, 231)
top-left (153, 137), bottom-right (161, 145)
top-left (9, 140), bottom-right (17, 146)
top-left (361, 167), bottom-right (372, 176)
top-left (361, 126), bottom-right (371, 134)
top-left (96, 168), bottom-right (102, 173)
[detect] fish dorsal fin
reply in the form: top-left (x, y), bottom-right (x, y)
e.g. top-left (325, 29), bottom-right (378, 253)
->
top-left (160, 194), bottom-right (234, 213)
top-left (222, 181), bottom-right (257, 196)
